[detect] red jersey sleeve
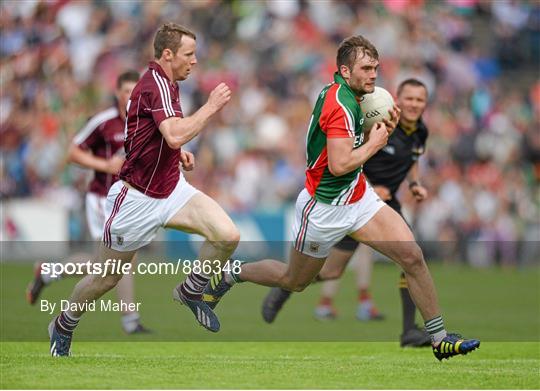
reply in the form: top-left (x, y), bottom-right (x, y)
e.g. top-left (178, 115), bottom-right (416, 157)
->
top-left (319, 85), bottom-right (355, 138)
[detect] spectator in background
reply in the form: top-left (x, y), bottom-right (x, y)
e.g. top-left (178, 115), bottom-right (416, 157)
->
top-left (1, 0), bottom-right (538, 266)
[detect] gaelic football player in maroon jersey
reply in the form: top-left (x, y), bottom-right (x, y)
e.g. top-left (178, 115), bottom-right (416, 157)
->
top-left (27, 71), bottom-right (149, 334)
top-left (48, 23), bottom-right (238, 356)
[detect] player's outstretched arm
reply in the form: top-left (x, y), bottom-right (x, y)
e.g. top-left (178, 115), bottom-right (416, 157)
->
top-left (67, 144), bottom-right (124, 174)
top-left (327, 122), bottom-right (389, 177)
top-left (159, 83), bottom-right (231, 149)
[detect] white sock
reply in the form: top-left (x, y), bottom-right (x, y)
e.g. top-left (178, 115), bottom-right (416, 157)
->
top-left (40, 264), bottom-right (61, 285)
top-left (122, 312), bottom-right (140, 333)
top-left (425, 315), bottom-right (447, 344)
top-left (223, 270), bottom-right (236, 286)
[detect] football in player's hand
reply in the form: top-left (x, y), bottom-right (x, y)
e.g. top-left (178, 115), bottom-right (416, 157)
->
top-left (359, 86), bottom-right (395, 130)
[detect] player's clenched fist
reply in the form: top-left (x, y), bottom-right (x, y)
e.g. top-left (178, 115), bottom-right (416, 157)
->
top-left (106, 155), bottom-right (125, 175)
top-left (180, 150), bottom-right (195, 171)
top-left (207, 82), bottom-right (232, 113)
top-left (383, 104), bottom-right (401, 134)
top-left (367, 122), bottom-right (389, 151)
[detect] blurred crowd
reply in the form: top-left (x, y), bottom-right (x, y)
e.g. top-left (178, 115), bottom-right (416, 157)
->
top-left (1, 0), bottom-right (539, 266)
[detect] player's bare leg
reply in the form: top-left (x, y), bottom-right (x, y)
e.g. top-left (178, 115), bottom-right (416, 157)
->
top-left (66, 246), bottom-right (136, 318)
top-left (317, 247), bottom-right (351, 280)
top-left (354, 246), bottom-right (384, 321)
top-left (205, 246), bottom-right (325, 323)
top-left (314, 279), bottom-right (340, 320)
top-left (349, 204), bottom-right (480, 359)
top-left (312, 247), bottom-right (350, 320)
top-left (29, 250), bottom-right (148, 334)
top-left (260, 243), bottom-right (378, 322)
top-left (49, 245), bottom-right (136, 356)
top-left (211, 250), bottom-right (325, 322)
top-left (116, 272), bottom-right (135, 308)
top-left (240, 249), bottom-right (325, 291)
top-left (115, 256), bottom-right (149, 334)
top-left (165, 192), bottom-right (239, 332)
top-left (349, 205), bottom-right (438, 321)
top-left (261, 244), bottom-right (352, 323)
top-left (260, 241), bottom-right (379, 322)
top-left (166, 192), bottom-right (240, 265)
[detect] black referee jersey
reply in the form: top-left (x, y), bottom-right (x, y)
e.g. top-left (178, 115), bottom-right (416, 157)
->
top-left (334, 119), bottom-right (429, 251)
top-left (363, 118), bottom-right (429, 197)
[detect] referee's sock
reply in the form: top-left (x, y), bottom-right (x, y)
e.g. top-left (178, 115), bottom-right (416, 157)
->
top-left (399, 272), bottom-right (417, 331)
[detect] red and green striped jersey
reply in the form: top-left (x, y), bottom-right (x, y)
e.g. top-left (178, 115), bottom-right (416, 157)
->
top-left (305, 73), bottom-right (367, 205)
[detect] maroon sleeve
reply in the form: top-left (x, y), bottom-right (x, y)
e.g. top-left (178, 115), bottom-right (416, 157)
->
top-left (147, 79), bottom-right (177, 128)
top-left (73, 119), bottom-right (103, 151)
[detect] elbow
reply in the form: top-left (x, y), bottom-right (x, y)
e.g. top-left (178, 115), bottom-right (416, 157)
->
top-left (66, 145), bottom-right (77, 163)
top-left (163, 136), bottom-right (183, 150)
top-left (328, 162), bottom-right (347, 177)
top-left (161, 127), bottom-right (185, 150)
top-left (160, 122), bottom-right (185, 150)
top-left (166, 140), bottom-right (182, 150)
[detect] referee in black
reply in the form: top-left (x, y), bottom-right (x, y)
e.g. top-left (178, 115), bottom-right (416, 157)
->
top-left (262, 78), bottom-right (432, 347)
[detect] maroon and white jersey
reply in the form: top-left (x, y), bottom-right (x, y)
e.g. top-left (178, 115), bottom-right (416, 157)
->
top-left (73, 107), bottom-right (125, 197)
top-left (120, 61), bottom-right (183, 198)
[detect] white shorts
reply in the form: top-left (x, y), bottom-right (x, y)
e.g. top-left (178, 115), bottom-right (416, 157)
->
top-left (86, 193), bottom-right (107, 240)
top-left (103, 175), bottom-right (199, 252)
top-left (292, 185), bottom-right (384, 258)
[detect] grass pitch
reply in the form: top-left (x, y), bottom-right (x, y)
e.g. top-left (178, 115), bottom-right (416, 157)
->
top-left (1, 342), bottom-right (539, 389)
top-left (1, 262), bottom-right (539, 388)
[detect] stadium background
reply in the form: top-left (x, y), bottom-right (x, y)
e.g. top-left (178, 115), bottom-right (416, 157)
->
top-left (2, 0), bottom-right (539, 266)
top-left (1, 0), bottom-right (539, 389)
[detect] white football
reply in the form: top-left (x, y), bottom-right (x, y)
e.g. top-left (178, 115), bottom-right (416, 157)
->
top-left (358, 86), bottom-right (395, 130)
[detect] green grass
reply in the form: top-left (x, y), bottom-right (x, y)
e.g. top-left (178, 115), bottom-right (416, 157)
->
top-left (1, 262), bottom-right (538, 342)
top-left (1, 342), bottom-right (539, 389)
top-left (1, 262), bottom-right (539, 388)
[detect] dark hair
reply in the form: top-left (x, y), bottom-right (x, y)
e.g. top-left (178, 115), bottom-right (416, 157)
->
top-left (153, 22), bottom-right (196, 59)
top-left (116, 70), bottom-right (140, 89)
top-left (336, 35), bottom-right (379, 73)
top-left (397, 78), bottom-right (427, 96)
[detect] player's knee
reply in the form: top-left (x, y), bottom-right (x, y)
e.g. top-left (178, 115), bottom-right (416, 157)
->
top-left (226, 226), bottom-right (241, 245)
top-left (400, 244), bottom-right (425, 272)
top-left (293, 281), bottom-right (310, 292)
top-left (214, 225), bottom-right (240, 251)
top-left (281, 279), bottom-right (309, 292)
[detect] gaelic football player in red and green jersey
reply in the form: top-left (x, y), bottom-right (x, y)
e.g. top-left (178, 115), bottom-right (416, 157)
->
top-left (204, 35), bottom-right (480, 361)
top-left (263, 79), bottom-right (433, 348)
